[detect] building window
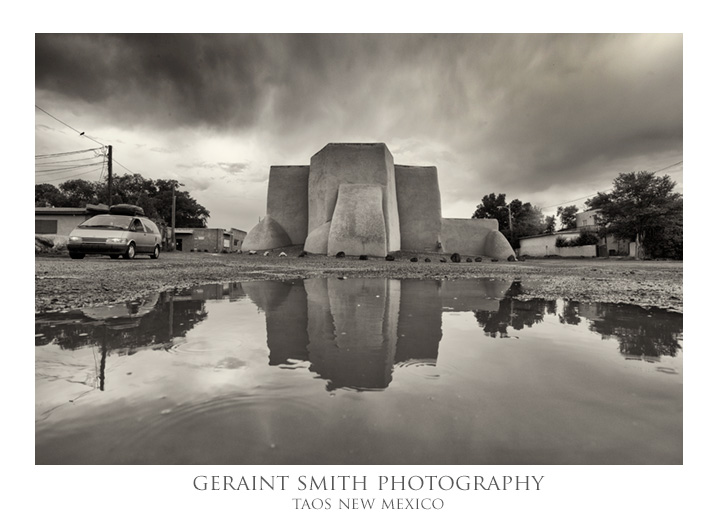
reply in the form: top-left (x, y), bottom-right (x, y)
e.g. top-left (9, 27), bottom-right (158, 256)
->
top-left (35, 219), bottom-right (58, 234)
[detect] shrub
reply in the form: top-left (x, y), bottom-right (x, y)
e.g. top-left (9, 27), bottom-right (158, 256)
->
top-left (575, 231), bottom-right (600, 246)
top-left (556, 231), bottom-right (599, 248)
top-left (555, 236), bottom-right (570, 248)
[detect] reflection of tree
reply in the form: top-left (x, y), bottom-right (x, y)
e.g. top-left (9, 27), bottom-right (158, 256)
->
top-left (34, 287), bottom-right (218, 353)
top-left (473, 283), bottom-right (682, 360)
top-left (586, 303), bottom-right (682, 358)
top-left (474, 281), bottom-right (557, 337)
top-left (559, 301), bottom-right (581, 325)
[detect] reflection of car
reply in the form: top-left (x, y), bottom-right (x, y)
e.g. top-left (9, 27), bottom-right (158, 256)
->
top-left (67, 214), bottom-right (162, 260)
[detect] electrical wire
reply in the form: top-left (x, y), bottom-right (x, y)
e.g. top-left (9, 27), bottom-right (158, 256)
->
top-left (35, 105), bottom-right (106, 147)
top-left (40, 166), bottom-right (105, 184)
top-left (35, 147), bottom-right (102, 159)
top-left (36, 106), bottom-right (141, 177)
top-left (36, 156), bottom-right (101, 166)
top-left (35, 161), bottom-right (105, 175)
top-left (541, 160), bottom-right (683, 211)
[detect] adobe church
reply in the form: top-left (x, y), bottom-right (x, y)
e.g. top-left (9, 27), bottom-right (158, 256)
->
top-left (243, 143), bottom-right (515, 259)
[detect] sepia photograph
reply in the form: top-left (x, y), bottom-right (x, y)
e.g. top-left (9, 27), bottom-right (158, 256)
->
top-left (34, 33), bottom-right (683, 467)
top-left (23, 23), bottom-right (706, 522)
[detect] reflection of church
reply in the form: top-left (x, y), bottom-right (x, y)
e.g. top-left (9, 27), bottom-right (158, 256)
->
top-left (243, 278), bottom-right (512, 391)
top-left (36, 278), bottom-right (683, 393)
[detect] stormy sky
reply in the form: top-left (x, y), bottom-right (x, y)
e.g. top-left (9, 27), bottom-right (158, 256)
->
top-left (35, 34), bottom-right (683, 230)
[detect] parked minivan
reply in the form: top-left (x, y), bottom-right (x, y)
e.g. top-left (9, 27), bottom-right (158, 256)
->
top-left (67, 214), bottom-right (162, 260)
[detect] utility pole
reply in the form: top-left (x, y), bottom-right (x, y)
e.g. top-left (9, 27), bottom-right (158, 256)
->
top-left (107, 145), bottom-right (113, 205)
top-left (171, 184), bottom-right (176, 252)
top-left (170, 181), bottom-right (184, 252)
top-left (498, 205), bottom-right (513, 234)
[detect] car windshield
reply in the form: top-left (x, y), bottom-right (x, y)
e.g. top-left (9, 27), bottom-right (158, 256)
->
top-left (78, 215), bottom-right (133, 230)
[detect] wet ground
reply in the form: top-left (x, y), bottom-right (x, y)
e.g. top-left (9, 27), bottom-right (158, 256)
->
top-left (35, 277), bottom-right (682, 465)
top-left (35, 249), bottom-right (683, 313)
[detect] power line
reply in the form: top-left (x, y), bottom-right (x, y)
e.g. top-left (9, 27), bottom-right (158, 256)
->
top-left (36, 161), bottom-right (105, 175)
top-left (654, 160), bottom-right (683, 172)
top-left (113, 159), bottom-right (137, 175)
top-left (35, 105), bottom-right (107, 147)
top-left (35, 147), bottom-right (103, 159)
top-left (39, 166), bottom-right (105, 183)
top-left (98, 151), bottom-right (107, 182)
top-left (36, 105), bottom-right (142, 177)
top-left (541, 160), bottom-right (683, 211)
top-left (36, 156), bottom-right (102, 166)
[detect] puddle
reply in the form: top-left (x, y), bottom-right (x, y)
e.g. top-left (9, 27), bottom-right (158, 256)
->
top-left (35, 278), bottom-right (682, 465)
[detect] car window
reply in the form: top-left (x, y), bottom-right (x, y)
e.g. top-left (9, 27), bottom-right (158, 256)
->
top-left (141, 219), bottom-right (158, 234)
top-left (78, 215), bottom-right (132, 230)
top-left (129, 219), bottom-right (142, 232)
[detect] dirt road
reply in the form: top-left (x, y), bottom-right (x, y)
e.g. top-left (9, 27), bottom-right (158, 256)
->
top-left (35, 248), bottom-right (683, 313)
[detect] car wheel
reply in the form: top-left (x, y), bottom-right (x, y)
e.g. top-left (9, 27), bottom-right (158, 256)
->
top-left (110, 255), bottom-right (120, 259)
top-left (69, 253), bottom-right (85, 259)
top-left (123, 242), bottom-right (136, 259)
top-left (150, 245), bottom-right (160, 259)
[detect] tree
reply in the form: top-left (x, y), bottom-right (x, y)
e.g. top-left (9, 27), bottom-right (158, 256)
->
top-left (473, 193), bottom-right (546, 248)
top-left (472, 193), bottom-right (509, 230)
top-left (58, 179), bottom-right (102, 207)
top-left (556, 205), bottom-right (579, 230)
top-left (543, 215), bottom-right (557, 234)
top-left (35, 174), bottom-right (211, 228)
top-left (586, 171), bottom-right (682, 259)
top-left (35, 183), bottom-right (65, 207)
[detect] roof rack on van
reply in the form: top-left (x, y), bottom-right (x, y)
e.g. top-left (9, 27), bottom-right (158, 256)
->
top-left (86, 204), bottom-right (110, 215)
top-left (109, 204), bottom-right (145, 217)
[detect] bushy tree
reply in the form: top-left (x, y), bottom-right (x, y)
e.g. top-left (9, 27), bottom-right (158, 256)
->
top-left (556, 205), bottom-right (579, 230)
top-left (35, 174), bottom-right (210, 228)
top-left (472, 193), bottom-right (509, 230)
top-left (473, 193), bottom-right (546, 248)
top-left (543, 215), bottom-right (557, 234)
top-left (35, 183), bottom-right (66, 207)
top-left (586, 171), bottom-right (682, 259)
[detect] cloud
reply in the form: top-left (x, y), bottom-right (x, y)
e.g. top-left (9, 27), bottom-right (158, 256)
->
top-left (36, 34), bottom-right (682, 227)
top-left (217, 162), bottom-right (248, 176)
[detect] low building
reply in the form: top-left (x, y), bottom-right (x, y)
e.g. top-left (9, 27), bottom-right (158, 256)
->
top-left (173, 228), bottom-right (247, 253)
top-left (518, 230), bottom-right (588, 258)
top-left (35, 207), bottom-right (91, 236)
top-left (575, 209), bottom-right (630, 256)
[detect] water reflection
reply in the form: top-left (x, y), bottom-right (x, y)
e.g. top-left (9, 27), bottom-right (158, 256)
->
top-left (34, 283), bottom-right (244, 389)
top-left (471, 281), bottom-right (682, 360)
top-left (35, 279), bottom-right (683, 392)
top-left (579, 302), bottom-right (682, 359)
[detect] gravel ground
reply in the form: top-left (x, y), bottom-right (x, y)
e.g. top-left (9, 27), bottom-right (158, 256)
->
top-left (35, 247), bottom-right (683, 314)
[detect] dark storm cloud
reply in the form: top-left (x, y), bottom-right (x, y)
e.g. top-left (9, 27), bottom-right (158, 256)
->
top-left (36, 34), bottom-right (270, 128)
top-left (36, 34), bottom-right (682, 201)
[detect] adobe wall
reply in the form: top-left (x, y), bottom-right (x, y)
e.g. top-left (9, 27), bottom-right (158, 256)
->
top-left (242, 216), bottom-right (292, 251)
top-left (440, 218), bottom-right (497, 256)
top-left (266, 165), bottom-right (309, 245)
top-left (327, 184), bottom-right (388, 257)
top-left (308, 143), bottom-right (401, 252)
top-left (395, 165), bottom-right (442, 252)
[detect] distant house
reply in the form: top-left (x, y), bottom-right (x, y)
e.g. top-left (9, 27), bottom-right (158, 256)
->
top-left (173, 227), bottom-right (247, 253)
top-left (35, 207), bottom-right (91, 236)
top-left (575, 209), bottom-right (631, 256)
